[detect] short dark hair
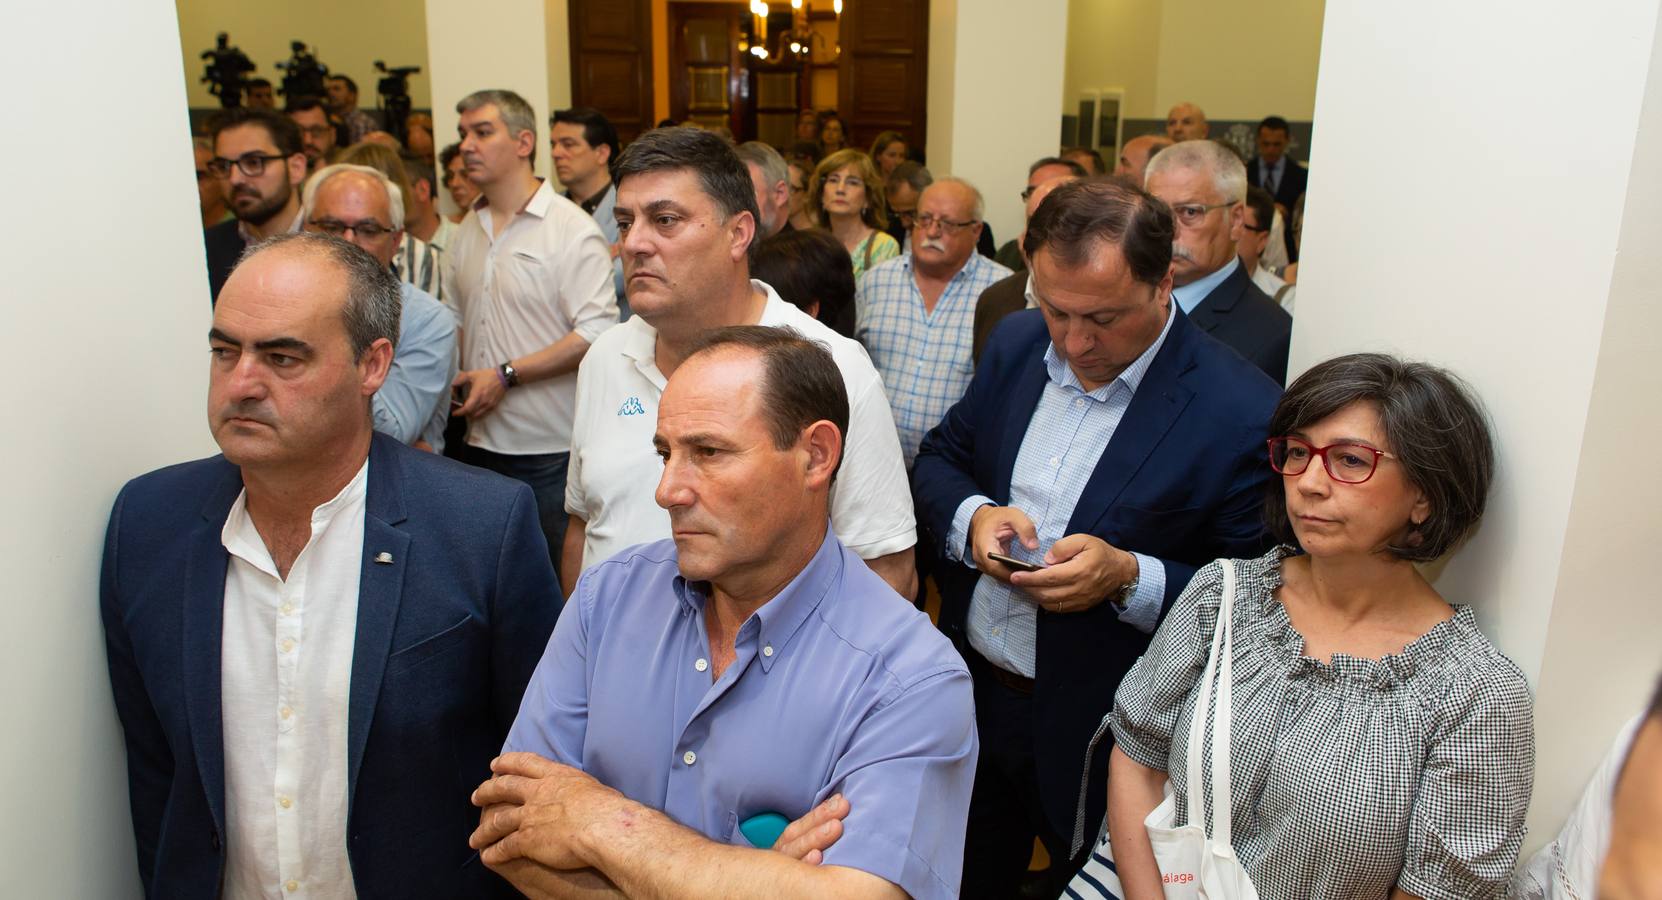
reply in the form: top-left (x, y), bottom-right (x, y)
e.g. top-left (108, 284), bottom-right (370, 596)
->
top-left (1022, 177), bottom-right (1174, 284)
top-left (1244, 186), bottom-right (1276, 230)
top-left (614, 126), bottom-right (759, 234)
top-left (684, 325), bottom-right (849, 479)
top-left (238, 232), bottom-right (403, 359)
top-left (285, 95), bottom-right (328, 116)
top-left (886, 160), bottom-right (932, 194)
top-left (439, 142), bottom-right (463, 170)
top-left (403, 155), bottom-right (438, 199)
top-left (247, 77), bottom-right (272, 90)
top-left (1030, 156), bottom-right (1088, 178)
top-left (207, 107), bottom-right (303, 158)
top-left (1060, 147), bottom-right (1106, 175)
top-left (753, 230), bottom-right (857, 339)
top-left (550, 106), bottom-right (621, 165)
top-left (1266, 353), bottom-right (1495, 562)
top-left (327, 74), bottom-right (358, 95)
top-left (1258, 115), bottom-right (1290, 135)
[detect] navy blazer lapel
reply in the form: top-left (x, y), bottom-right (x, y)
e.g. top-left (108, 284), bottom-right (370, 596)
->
top-left (1187, 263), bottom-right (1250, 333)
top-left (1067, 314), bottom-right (1198, 535)
top-left (993, 345), bottom-right (1052, 502)
top-left (184, 463), bottom-right (243, 835)
top-left (347, 435), bottom-right (411, 805)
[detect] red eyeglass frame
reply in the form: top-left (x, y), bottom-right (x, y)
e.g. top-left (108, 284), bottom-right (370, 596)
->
top-left (1266, 435), bottom-right (1396, 485)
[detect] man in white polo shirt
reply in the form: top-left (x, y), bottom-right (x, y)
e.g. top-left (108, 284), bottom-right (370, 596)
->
top-left (562, 127), bottom-right (918, 600)
top-left (447, 89), bottom-right (619, 577)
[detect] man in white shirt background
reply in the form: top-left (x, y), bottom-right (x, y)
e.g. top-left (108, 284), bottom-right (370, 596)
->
top-left (561, 127), bottom-right (918, 600)
top-left (446, 89), bottom-right (620, 577)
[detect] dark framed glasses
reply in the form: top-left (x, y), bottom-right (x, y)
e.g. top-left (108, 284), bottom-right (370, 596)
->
top-left (206, 153), bottom-right (289, 179)
top-left (1268, 436), bottom-right (1395, 485)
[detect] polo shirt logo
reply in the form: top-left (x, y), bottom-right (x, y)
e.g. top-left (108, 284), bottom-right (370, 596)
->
top-left (617, 396), bottom-right (646, 416)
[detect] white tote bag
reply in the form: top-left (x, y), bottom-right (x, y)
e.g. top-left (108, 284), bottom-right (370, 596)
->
top-left (1065, 560), bottom-right (1259, 900)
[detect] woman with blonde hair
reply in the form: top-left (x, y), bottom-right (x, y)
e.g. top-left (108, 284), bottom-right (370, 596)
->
top-left (870, 130), bottom-right (908, 177)
top-left (809, 148), bottom-right (898, 280)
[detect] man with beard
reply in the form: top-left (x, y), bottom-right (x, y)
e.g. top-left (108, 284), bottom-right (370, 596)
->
top-left (202, 108), bottom-right (308, 301)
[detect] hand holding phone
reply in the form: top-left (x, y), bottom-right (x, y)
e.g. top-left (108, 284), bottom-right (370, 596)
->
top-left (986, 551), bottom-right (1045, 573)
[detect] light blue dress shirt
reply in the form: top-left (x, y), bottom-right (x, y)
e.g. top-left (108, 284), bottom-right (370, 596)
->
top-left (855, 253), bottom-right (1012, 466)
top-left (1170, 256), bottom-right (1240, 315)
top-left (944, 308), bottom-right (1176, 677)
top-left (372, 282), bottom-right (458, 451)
top-left (505, 530), bottom-right (978, 900)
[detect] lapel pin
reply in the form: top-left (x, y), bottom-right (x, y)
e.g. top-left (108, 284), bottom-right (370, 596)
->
top-left (374, 552), bottom-right (394, 565)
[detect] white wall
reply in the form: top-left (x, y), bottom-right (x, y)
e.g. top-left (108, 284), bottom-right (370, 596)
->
top-left (425, 0), bottom-right (552, 215)
top-left (177, 0), bottom-right (432, 109)
top-left (1063, 0), bottom-right (1325, 120)
top-left (926, 0), bottom-right (1069, 246)
top-left (0, 0), bottom-right (218, 894)
top-left (1300, 0), bottom-right (1662, 852)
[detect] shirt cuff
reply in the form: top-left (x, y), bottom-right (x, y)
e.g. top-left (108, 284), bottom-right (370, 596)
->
top-left (1116, 553), bottom-right (1166, 634)
top-left (945, 495), bottom-right (994, 566)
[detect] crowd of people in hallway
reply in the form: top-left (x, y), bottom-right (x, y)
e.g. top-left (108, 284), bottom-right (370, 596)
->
top-left (121, 86), bottom-right (1662, 899)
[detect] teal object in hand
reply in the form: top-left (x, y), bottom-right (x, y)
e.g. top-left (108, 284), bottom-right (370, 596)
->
top-left (738, 812), bottom-right (791, 849)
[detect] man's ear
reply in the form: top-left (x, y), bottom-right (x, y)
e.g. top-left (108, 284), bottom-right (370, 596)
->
top-left (800, 419), bottom-right (842, 489)
top-left (730, 211), bottom-right (757, 263)
top-left (358, 337), bottom-right (394, 395)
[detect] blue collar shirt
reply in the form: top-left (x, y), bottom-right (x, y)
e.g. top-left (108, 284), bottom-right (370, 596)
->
top-left (1170, 255), bottom-right (1240, 315)
top-left (505, 530), bottom-right (978, 900)
top-left (944, 305), bottom-right (1178, 677)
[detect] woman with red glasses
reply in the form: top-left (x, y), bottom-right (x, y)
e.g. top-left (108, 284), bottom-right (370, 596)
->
top-left (1075, 353), bottom-right (1535, 900)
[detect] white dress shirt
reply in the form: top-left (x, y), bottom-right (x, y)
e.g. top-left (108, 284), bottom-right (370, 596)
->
top-left (220, 462), bottom-right (368, 899)
top-left (565, 280), bottom-right (916, 568)
top-left (444, 179), bottom-right (620, 455)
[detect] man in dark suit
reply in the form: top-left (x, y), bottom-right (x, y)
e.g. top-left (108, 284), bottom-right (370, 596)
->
top-left (1245, 116), bottom-right (1308, 261)
top-left (201, 107), bottom-right (309, 302)
top-left (972, 169), bottom-right (1082, 363)
top-left (101, 233), bottom-right (559, 899)
top-left (913, 179), bottom-right (1280, 898)
top-left (1147, 139), bottom-right (1293, 384)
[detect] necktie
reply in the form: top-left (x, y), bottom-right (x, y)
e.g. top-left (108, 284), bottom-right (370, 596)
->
top-left (1266, 165), bottom-right (1279, 195)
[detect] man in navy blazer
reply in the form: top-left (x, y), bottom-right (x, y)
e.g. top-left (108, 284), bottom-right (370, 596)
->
top-left (101, 233), bottom-right (559, 898)
top-left (1147, 139), bottom-right (1293, 385)
top-left (912, 179), bottom-right (1280, 897)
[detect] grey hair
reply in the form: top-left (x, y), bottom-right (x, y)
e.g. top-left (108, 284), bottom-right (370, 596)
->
top-left (456, 89), bottom-right (538, 156)
top-left (735, 141), bottom-right (788, 190)
top-left (301, 163), bottom-right (406, 230)
top-left (1265, 353), bottom-right (1495, 562)
top-left (924, 175), bottom-right (986, 221)
top-left (886, 160), bottom-right (932, 194)
top-left (238, 232), bottom-right (402, 358)
top-left (1144, 139), bottom-right (1247, 204)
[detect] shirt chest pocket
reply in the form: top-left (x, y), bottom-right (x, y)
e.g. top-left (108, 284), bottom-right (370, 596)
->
top-left (499, 247), bottom-right (558, 310)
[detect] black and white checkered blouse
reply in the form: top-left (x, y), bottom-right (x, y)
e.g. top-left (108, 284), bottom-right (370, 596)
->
top-left (1109, 548), bottom-right (1535, 900)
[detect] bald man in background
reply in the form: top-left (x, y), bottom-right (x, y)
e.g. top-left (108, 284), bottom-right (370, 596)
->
top-left (1114, 134), bottom-right (1173, 182)
top-left (1164, 102), bottom-right (1209, 142)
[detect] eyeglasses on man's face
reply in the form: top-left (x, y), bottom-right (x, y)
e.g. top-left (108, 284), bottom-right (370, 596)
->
top-left (1170, 200), bottom-right (1236, 227)
top-left (1268, 436), bottom-right (1396, 485)
top-left (914, 213), bottom-right (977, 235)
top-left (309, 218), bottom-right (396, 240)
top-left (206, 153), bottom-right (288, 179)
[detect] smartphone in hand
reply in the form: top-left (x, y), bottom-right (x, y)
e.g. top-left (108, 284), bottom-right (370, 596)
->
top-left (987, 552), bottom-right (1045, 573)
top-left (451, 381), bottom-right (471, 409)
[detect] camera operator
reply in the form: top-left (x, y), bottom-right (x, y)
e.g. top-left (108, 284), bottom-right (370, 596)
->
top-left (325, 75), bottom-right (381, 144)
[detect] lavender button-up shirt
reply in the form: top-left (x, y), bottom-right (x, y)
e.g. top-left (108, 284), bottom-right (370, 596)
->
top-left (505, 529), bottom-right (978, 900)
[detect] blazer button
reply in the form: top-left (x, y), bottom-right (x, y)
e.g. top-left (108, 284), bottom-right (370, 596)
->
top-left (211, 831), bottom-right (221, 852)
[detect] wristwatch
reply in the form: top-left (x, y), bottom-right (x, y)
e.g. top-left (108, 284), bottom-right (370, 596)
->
top-left (499, 362), bottom-right (520, 388)
top-left (1108, 575), bottom-right (1139, 613)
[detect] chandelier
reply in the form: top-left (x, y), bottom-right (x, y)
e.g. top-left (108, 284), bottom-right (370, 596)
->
top-left (742, 0), bottom-right (842, 65)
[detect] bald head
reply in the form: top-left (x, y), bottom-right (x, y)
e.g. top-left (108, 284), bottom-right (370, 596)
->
top-left (1165, 103), bottom-right (1209, 142)
top-left (1116, 135), bottom-right (1173, 182)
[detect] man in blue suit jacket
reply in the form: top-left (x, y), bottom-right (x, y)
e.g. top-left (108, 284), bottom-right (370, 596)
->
top-left (912, 179), bottom-right (1281, 898)
top-left (101, 233), bottom-right (559, 898)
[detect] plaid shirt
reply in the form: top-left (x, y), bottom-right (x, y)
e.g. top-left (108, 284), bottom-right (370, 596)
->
top-left (855, 252), bottom-right (1011, 465)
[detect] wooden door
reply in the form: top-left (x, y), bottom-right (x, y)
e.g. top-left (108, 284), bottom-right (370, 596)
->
top-left (669, 3), bottom-right (748, 138)
top-left (568, 0), bottom-right (655, 143)
top-left (837, 0), bottom-right (929, 157)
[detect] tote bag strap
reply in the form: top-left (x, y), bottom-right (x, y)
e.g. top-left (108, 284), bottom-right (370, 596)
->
top-left (1210, 558), bottom-right (1239, 847)
top-left (1184, 560), bottom-right (1233, 828)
